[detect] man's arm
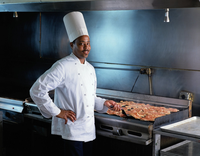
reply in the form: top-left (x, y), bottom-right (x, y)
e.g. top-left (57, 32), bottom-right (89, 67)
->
top-left (104, 100), bottom-right (121, 111)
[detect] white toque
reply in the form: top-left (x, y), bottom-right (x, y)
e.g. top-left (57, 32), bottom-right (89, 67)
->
top-left (63, 11), bottom-right (89, 42)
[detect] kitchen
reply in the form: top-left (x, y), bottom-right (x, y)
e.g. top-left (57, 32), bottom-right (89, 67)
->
top-left (0, 0), bottom-right (200, 156)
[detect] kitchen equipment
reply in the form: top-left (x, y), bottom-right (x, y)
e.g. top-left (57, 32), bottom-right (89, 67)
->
top-left (23, 88), bottom-right (191, 156)
top-left (94, 88), bottom-right (190, 145)
top-left (160, 140), bottom-right (200, 156)
top-left (0, 97), bottom-right (24, 124)
top-left (160, 116), bottom-right (200, 138)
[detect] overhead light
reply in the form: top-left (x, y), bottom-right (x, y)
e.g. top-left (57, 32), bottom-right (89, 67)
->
top-left (164, 8), bottom-right (170, 22)
top-left (13, 12), bottom-right (18, 18)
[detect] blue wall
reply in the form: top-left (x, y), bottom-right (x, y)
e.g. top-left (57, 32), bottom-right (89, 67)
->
top-left (0, 8), bottom-right (200, 115)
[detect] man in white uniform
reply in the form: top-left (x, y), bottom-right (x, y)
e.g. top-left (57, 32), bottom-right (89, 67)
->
top-left (30, 11), bottom-right (120, 156)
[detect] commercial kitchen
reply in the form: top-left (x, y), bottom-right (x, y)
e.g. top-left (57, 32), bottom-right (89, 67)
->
top-left (0, 0), bottom-right (200, 156)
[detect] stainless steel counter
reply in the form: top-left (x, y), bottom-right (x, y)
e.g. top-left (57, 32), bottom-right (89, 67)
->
top-left (0, 111), bottom-right (3, 156)
top-left (160, 140), bottom-right (200, 156)
top-left (153, 117), bottom-right (200, 156)
top-left (160, 117), bottom-right (200, 138)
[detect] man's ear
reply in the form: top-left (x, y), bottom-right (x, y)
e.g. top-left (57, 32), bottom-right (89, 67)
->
top-left (70, 42), bottom-right (73, 49)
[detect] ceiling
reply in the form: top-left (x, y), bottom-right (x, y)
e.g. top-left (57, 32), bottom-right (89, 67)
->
top-left (0, 0), bottom-right (200, 12)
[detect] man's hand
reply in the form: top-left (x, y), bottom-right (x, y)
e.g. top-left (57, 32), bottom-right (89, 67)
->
top-left (104, 100), bottom-right (121, 111)
top-left (56, 109), bottom-right (76, 124)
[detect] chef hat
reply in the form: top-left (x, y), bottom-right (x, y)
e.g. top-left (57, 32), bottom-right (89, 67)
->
top-left (63, 11), bottom-right (89, 42)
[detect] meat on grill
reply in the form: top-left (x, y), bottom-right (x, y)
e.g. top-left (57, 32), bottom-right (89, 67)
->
top-left (107, 101), bottom-right (179, 121)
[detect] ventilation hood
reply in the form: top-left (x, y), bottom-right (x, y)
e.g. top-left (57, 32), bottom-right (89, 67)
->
top-left (0, 0), bottom-right (200, 12)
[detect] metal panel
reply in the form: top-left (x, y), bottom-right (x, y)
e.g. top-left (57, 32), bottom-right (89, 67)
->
top-left (0, 0), bottom-right (199, 12)
top-left (0, 0), bottom-right (40, 3)
top-left (96, 88), bottom-right (190, 108)
top-left (160, 141), bottom-right (200, 156)
top-left (1, 9), bottom-right (200, 114)
top-left (84, 9), bottom-right (200, 70)
top-left (160, 117), bottom-right (200, 138)
top-left (40, 12), bottom-right (71, 59)
top-left (0, 111), bottom-right (2, 156)
top-left (0, 98), bottom-right (24, 113)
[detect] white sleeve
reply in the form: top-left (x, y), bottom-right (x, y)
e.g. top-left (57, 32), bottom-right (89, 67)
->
top-left (94, 96), bottom-right (108, 113)
top-left (29, 62), bottom-right (64, 118)
top-left (93, 68), bottom-right (108, 113)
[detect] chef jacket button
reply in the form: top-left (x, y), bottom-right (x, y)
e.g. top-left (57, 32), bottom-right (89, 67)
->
top-left (84, 94), bottom-right (86, 96)
top-left (87, 105), bottom-right (89, 107)
top-left (81, 84), bottom-right (83, 86)
top-left (78, 73), bottom-right (80, 75)
top-left (87, 116), bottom-right (89, 118)
top-left (75, 63), bottom-right (77, 65)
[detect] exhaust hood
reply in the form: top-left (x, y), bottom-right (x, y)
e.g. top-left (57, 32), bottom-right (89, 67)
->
top-left (0, 0), bottom-right (200, 12)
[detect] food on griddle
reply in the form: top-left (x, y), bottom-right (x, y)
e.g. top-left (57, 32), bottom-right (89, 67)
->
top-left (167, 108), bottom-right (179, 112)
top-left (107, 101), bottom-right (179, 121)
top-left (107, 109), bottom-right (126, 117)
top-left (140, 114), bottom-right (156, 121)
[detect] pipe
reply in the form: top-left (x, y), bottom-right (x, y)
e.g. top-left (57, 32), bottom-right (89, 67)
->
top-left (146, 68), bottom-right (153, 95)
top-left (0, 111), bottom-right (3, 156)
top-left (149, 75), bottom-right (153, 95)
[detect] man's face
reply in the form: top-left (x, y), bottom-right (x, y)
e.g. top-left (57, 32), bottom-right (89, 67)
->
top-left (70, 35), bottom-right (91, 64)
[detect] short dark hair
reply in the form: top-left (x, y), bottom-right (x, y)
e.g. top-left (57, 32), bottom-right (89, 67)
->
top-left (72, 39), bottom-right (77, 45)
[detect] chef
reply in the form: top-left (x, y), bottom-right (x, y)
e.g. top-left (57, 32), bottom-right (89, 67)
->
top-left (29, 11), bottom-right (120, 156)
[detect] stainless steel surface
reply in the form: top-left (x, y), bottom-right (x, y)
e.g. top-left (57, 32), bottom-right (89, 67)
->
top-left (0, 98), bottom-right (24, 124)
top-left (95, 88), bottom-right (189, 145)
top-left (97, 130), bottom-right (152, 145)
top-left (153, 132), bottom-right (161, 156)
top-left (0, 97), bottom-right (24, 113)
top-left (160, 117), bottom-right (200, 138)
top-left (96, 88), bottom-right (190, 108)
top-left (154, 128), bottom-right (200, 144)
top-left (0, 111), bottom-right (3, 156)
top-left (160, 140), bottom-right (200, 156)
top-left (153, 128), bottom-right (200, 156)
top-left (0, 0), bottom-right (200, 12)
top-left (95, 112), bottom-right (153, 145)
top-left (24, 102), bottom-right (42, 115)
top-left (2, 10), bottom-right (200, 109)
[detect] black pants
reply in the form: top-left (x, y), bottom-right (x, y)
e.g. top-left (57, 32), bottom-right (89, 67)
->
top-left (63, 139), bottom-right (93, 156)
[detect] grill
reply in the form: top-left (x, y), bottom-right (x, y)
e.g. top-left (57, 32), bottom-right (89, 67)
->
top-left (95, 88), bottom-right (190, 145)
top-left (0, 89), bottom-right (190, 143)
top-left (0, 89), bottom-right (191, 156)
top-left (24, 89), bottom-right (190, 147)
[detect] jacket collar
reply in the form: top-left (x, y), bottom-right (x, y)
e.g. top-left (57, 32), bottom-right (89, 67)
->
top-left (70, 53), bottom-right (87, 65)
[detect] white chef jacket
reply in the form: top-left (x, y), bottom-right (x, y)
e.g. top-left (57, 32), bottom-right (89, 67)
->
top-left (30, 53), bottom-right (108, 142)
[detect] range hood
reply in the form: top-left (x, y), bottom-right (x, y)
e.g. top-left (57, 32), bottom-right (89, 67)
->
top-left (0, 0), bottom-right (200, 12)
